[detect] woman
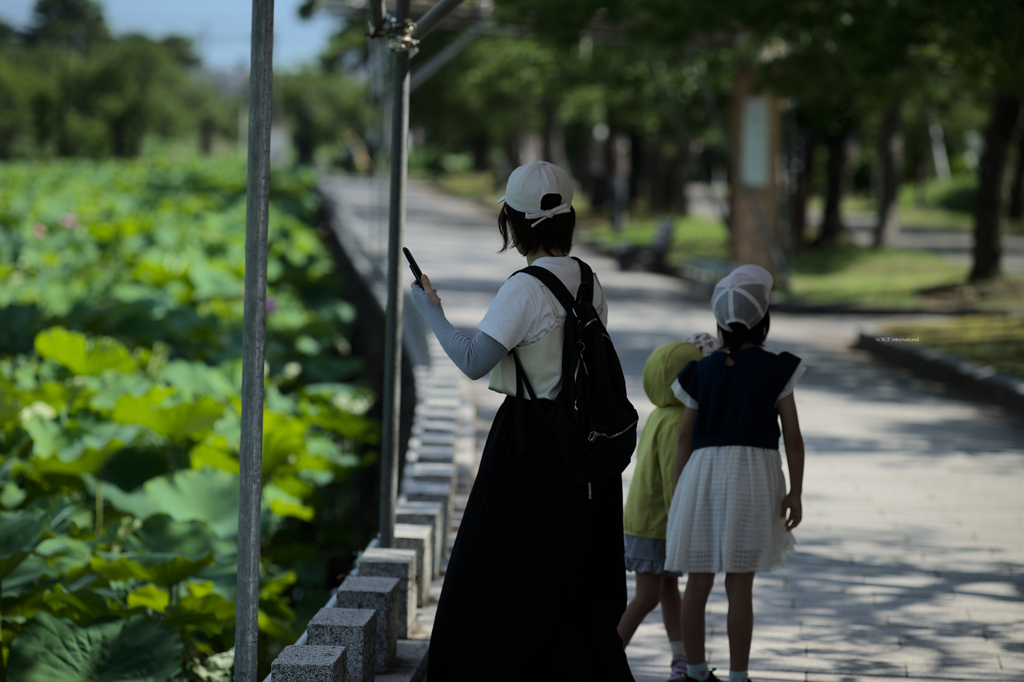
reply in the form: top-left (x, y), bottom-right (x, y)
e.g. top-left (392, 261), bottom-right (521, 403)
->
top-left (410, 161), bottom-right (634, 680)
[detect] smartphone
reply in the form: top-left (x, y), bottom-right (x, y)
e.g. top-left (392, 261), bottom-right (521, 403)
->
top-left (403, 247), bottom-right (424, 288)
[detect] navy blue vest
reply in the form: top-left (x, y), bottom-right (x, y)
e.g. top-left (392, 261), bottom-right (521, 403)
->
top-left (677, 347), bottom-right (802, 450)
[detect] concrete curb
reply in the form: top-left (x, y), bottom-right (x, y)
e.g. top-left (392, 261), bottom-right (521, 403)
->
top-left (265, 183), bottom-right (477, 681)
top-left (854, 332), bottom-right (1024, 415)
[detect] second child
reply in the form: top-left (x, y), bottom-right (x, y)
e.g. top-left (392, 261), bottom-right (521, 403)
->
top-left (617, 334), bottom-right (718, 681)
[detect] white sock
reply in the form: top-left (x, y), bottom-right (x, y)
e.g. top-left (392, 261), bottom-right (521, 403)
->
top-left (687, 663), bottom-right (709, 680)
top-left (728, 671), bottom-right (748, 682)
top-left (670, 641), bottom-right (686, 658)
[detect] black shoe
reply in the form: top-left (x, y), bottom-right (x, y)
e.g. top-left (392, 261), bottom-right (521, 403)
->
top-left (684, 672), bottom-right (723, 682)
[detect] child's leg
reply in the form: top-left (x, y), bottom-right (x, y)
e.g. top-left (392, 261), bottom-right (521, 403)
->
top-left (724, 572), bottom-right (756, 672)
top-left (680, 572), bottom-right (715, 665)
top-left (659, 575), bottom-right (682, 642)
top-left (617, 572), bottom-right (662, 646)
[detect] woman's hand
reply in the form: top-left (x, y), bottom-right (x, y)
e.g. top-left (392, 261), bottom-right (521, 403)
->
top-left (414, 273), bottom-right (441, 307)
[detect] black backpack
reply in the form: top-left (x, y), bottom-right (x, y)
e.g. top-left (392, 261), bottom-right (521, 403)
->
top-left (512, 257), bottom-right (639, 484)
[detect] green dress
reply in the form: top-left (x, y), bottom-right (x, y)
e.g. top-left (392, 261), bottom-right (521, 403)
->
top-left (622, 341), bottom-right (702, 574)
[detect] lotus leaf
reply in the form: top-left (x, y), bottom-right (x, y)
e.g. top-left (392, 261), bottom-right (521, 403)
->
top-left (112, 391), bottom-right (224, 438)
top-left (34, 327), bottom-right (137, 376)
top-left (7, 612), bottom-right (182, 682)
top-left (161, 359), bottom-right (237, 402)
top-left (165, 592), bottom-right (235, 636)
top-left (142, 468), bottom-right (239, 539)
top-left (83, 476), bottom-right (159, 520)
top-left (1, 480), bottom-right (27, 508)
top-left (126, 584), bottom-right (170, 613)
top-left (42, 583), bottom-right (110, 624)
top-left (262, 412), bottom-right (307, 477)
top-left (91, 551), bottom-right (213, 586)
top-left (189, 438), bottom-right (240, 474)
top-left (0, 507), bottom-right (49, 580)
top-left (131, 514), bottom-right (236, 560)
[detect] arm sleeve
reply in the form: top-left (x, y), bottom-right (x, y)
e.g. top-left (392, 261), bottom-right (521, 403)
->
top-left (671, 361), bottom-right (699, 409)
top-left (411, 286), bottom-right (509, 379)
top-left (476, 275), bottom-right (534, 350)
top-left (775, 353), bottom-right (806, 403)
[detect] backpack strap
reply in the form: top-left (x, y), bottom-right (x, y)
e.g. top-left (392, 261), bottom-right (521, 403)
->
top-left (513, 258), bottom-right (594, 313)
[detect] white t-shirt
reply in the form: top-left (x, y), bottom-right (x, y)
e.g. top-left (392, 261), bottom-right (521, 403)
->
top-left (477, 256), bottom-right (608, 350)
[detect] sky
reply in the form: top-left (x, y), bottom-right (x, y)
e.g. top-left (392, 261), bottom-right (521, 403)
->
top-left (0, 0), bottom-right (342, 71)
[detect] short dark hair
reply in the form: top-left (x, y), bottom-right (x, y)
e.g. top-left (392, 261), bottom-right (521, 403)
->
top-left (719, 310), bottom-right (771, 354)
top-left (498, 193), bottom-right (574, 255)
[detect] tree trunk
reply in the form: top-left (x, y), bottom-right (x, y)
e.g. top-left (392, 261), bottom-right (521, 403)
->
top-left (200, 117), bottom-right (215, 156)
top-left (470, 133), bottom-right (489, 171)
top-left (815, 121), bottom-right (852, 246)
top-left (542, 102), bottom-right (569, 170)
top-left (790, 119), bottom-right (816, 252)
top-left (970, 93), bottom-right (1021, 282)
top-left (1008, 130), bottom-right (1024, 221)
top-left (874, 97), bottom-right (904, 247)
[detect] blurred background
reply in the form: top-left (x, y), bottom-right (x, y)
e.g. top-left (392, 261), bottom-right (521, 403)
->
top-left (1, 1), bottom-right (1022, 680)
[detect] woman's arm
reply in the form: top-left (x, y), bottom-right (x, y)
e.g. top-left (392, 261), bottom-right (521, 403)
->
top-left (777, 392), bottom-right (804, 531)
top-left (673, 407), bottom-right (698, 486)
top-left (411, 277), bottom-right (508, 380)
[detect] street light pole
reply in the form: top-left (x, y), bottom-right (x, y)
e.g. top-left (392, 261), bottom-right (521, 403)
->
top-left (236, 0), bottom-right (274, 679)
top-left (379, 0), bottom-right (412, 547)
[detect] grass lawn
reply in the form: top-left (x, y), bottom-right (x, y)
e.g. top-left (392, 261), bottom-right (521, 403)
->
top-left (582, 216), bottom-right (731, 263)
top-left (882, 315), bottom-right (1024, 379)
top-left (785, 246), bottom-right (969, 309)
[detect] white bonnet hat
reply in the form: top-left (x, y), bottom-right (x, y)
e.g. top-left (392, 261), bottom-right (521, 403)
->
top-left (684, 332), bottom-right (720, 357)
top-left (496, 161), bottom-right (574, 228)
top-left (711, 264), bottom-right (773, 330)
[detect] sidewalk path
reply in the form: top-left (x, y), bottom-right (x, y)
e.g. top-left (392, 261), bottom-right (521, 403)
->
top-left (321, 175), bottom-right (1024, 682)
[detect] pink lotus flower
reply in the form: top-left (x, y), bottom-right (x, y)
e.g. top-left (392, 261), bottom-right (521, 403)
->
top-left (60, 213), bottom-right (79, 229)
top-left (32, 222), bottom-right (47, 239)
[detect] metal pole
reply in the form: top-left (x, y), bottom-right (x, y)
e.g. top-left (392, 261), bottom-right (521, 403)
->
top-left (369, 0), bottom-right (387, 34)
top-left (235, 0), bottom-right (274, 680)
top-left (410, 0), bottom-right (465, 40)
top-left (410, 18), bottom-right (490, 92)
top-left (380, 0), bottom-right (411, 548)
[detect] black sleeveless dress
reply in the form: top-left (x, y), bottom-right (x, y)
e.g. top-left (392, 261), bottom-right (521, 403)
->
top-left (426, 394), bottom-right (635, 681)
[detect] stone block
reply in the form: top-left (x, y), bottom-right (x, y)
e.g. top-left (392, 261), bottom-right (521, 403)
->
top-left (373, 639), bottom-right (430, 682)
top-left (408, 462), bottom-right (455, 485)
top-left (356, 548), bottom-right (417, 639)
top-left (306, 608), bottom-right (375, 682)
top-left (411, 444), bottom-right (455, 463)
top-left (393, 523), bottom-right (433, 607)
top-left (401, 480), bottom-right (451, 551)
top-left (335, 576), bottom-right (400, 673)
top-left (271, 644), bottom-right (346, 682)
top-left (416, 431), bottom-right (455, 446)
top-left (396, 500), bottom-right (445, 570)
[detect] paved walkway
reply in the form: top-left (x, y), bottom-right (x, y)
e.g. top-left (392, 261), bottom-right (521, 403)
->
top-left (321, 175), bottom-right (1024, 682)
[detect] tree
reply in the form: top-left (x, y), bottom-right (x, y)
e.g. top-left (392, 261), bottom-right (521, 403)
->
top-left (26, 0), bottom-right (110, 53)
top-left (277, 68), bottom-right (372, 166)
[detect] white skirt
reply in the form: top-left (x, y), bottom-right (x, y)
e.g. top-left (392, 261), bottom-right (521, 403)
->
top-left (664, 445), bottom-right (796, 574)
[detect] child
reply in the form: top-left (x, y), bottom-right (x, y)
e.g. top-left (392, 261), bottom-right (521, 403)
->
top-left (664, 265), bottom-right (805, 682)
top-left (618, 334), bottom-right (719, 682)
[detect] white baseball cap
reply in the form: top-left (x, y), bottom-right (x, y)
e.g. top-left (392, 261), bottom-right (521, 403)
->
top-left (496, 161), bottom-right (575, 228)
top-left (711, 264), bottom-right (773, 330)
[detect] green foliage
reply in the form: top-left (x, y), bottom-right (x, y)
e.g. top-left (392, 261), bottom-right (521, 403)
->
top-left (7, 612), bottom-right (182, 682)
top-left (0, 1), bottom-right (233, 159)
top-left (0, 156), bottom-right (377, 679)
top-left (276, 69), bottom-right (372, 167)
